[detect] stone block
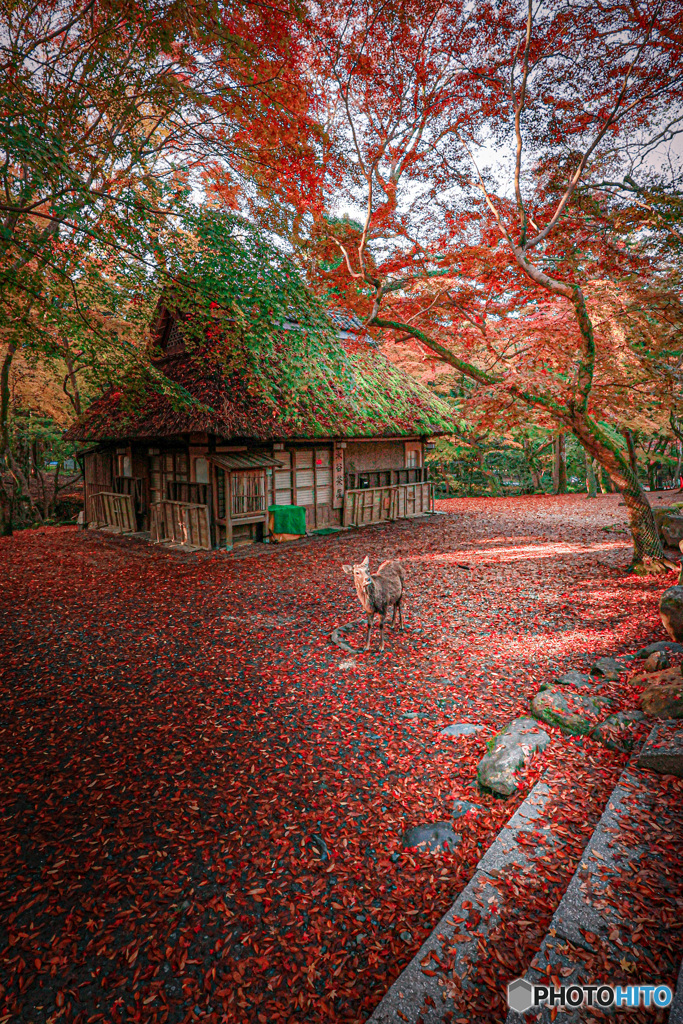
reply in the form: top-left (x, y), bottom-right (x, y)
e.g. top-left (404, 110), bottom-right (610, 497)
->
top-left (637, 721), bottom-right (683, 777)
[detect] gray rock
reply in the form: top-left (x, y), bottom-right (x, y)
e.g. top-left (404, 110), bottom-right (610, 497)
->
top-left (637, 721), bottom-right (683, 777)
top-left (590, 656), bottom-right (628, 680)
top-left (660, 514), bottom-right (683, 547)
top-left (440, 722), bottom-right (485, 738)
top-left (642, 650), bottom-right (670, 671)
top-left (553, 669), bottom-right (594, 690)
top-left (402, 822), bottom-right (461, 853)
top-left (452, 799), bottom-right (483, 818)
top-left (399, 931), bottom-right (413, 943)
top-left (531, 687), bottom-right (612, 736)
top-left (660, 586), bottom-right (683, 643)
top-left (591, 709), bottom-right (646, 752)
top-left (636, 640), bottom-right (683, 658)
top-left (477, 716), bottom-right (550, 796)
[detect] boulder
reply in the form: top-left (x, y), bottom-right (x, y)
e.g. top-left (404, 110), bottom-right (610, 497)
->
top-left (402, 822), bottom-right (461, 853)
top-left (476, 716), bottom-right (550, 796)
top-left (637, 721), bottom-right (683, 777)
top-left (531, 687), bottom-right (612, 736)
top-left (661, 515), bottom-right (683, 547)
top-left (590, 656), bottom-right (629, 681)
top-left (641, 681), bottom-right (683, 719)
top-left (440, 723), bottom-right (485, 738)
top-left (636, 640), bottom-right (683, 658)
top-left (591, 710), bottom-right (646, 752)
top-left (630, 664), bottom-right (683, 688)
top-left (660, 586), bottom-right (683, 643)
top-left (642, 651), bottom-right (670, 672)
top-left (552, 669), bottom-right (594, 690)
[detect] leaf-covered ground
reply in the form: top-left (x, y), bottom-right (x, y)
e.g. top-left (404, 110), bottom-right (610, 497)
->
top-left (0, 493), bottom-right (678, 1023)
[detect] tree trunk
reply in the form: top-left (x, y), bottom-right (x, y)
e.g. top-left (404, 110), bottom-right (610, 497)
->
top-left (585, 451), bottom-right (597, 498)
top-left (478, 451), bottom-right (501, 496)
top-left (623, 428), bottom-right (639, 476)
top-left (0, 341), bottom-right (16, 536)
top-left (599, 465), bottom-right (614, 493)
top-left (571, 419), bottom-right (666, 570)
top-left (522, 438), bottom-right (543, 492)
top-left (552, 434), bottom-right (567, 494)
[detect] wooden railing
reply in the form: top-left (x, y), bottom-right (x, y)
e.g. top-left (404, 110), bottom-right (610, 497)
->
top-left (344, 467), bottom-right (426, 490)
top-left (88, 491), bottom-right (137, 533)
top-left (343, 482), bottom-right (433, 527)
top-left (150, 500), bottom-right (211, 550)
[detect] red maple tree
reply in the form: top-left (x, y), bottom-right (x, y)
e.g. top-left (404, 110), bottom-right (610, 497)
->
top-left (240, 0), bottom-right (683, 568)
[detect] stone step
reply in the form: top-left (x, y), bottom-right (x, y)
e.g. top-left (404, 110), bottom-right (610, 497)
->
top-left (637, 719), bottom-right (683, 778)
top-left (366, 778), bottom-right (557, 1023)
top-left (505, 754), bottom-right (681, 1023)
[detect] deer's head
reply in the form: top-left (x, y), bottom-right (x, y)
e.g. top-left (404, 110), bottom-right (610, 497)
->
top-left (342, 555), bottom-right (371, 589)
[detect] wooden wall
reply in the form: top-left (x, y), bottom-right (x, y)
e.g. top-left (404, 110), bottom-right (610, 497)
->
top-left (344, 440), bottom-right (408, 475)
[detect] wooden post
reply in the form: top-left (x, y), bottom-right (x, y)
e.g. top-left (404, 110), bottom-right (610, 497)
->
top-left (225, 472), bottom-right (233, 548)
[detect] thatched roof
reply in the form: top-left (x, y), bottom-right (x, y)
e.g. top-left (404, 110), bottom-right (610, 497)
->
top-left (65, 311), bottom-right (454, 444)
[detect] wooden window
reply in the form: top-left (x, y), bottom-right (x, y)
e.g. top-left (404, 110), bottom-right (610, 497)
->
top-left (194, 457), bottom-right (209, 484)
top-left (161, 316), bottom-right (186, 356)
top-left (117, 452), bottom-right (132, 478)
top-left (405, 443), bottom-right (422, 469)
top-left (232, 470), bottom-right (265, 517)
top-left (315, 448), bottom-right (332, 506)
top-left (295, 450), bottom-right (314, 506)
top-left (274, 451), bottom-right (293, 505)
top-left (150, 455), bottom-right (162, 505)
top-left (156, 451), bottom-right (191, 501)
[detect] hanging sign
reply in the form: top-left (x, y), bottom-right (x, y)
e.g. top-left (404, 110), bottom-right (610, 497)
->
top-left (333, 446), bottom-right (345, 508)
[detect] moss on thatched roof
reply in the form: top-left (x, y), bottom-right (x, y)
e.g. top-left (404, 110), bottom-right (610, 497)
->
top-left (65, 315), bottom-right (454, 443)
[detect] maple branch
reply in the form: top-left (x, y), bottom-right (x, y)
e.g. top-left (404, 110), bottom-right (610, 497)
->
top-left (512, 0), bottom-right (533, 246)
top-left (525, 12), bottom-right (661, 250)
top-left (329, 237), bottom-right (363, 280)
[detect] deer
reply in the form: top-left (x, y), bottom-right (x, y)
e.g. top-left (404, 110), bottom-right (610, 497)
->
top-left (342, 555), bottom-right (405, 651)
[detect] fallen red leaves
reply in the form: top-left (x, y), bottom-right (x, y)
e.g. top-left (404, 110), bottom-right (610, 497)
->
top-left (0, 494), bottom-right (673, 1023)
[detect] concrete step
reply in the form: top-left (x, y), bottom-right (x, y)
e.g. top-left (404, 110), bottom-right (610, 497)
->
top-left (505, 755), bottom-right (683, 1023)
top-left (366, 777), bottom-right (558, 1023)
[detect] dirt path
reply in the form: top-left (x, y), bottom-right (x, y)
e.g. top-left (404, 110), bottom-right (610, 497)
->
top-left (0, 494), bottom-right (675, 1023)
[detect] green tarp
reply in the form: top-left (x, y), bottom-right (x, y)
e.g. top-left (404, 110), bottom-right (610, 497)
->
top-left (268, 504), bottom-right (306, 535)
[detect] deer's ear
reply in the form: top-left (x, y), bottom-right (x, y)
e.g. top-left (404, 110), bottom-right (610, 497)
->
top-left (360, 555), bottom-right (369, 568)
top-left (342, 564), bottom-right (353, 574)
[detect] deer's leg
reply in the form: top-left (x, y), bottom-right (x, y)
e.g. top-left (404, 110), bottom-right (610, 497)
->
top-left (379, 612), bottom-right (387, 651)
top-left (365, 613), bottom-right (373, 651)
top-left (397, 600), bottom-right (403, 631)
